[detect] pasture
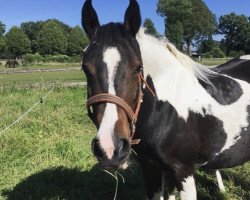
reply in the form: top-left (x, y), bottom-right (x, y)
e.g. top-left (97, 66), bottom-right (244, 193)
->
top-left (199, 58), bottom-right (233, 67)
top-left (0, 63), bottom-right (249, 200)
top-left (0, 62), bottom-right (81, 71)
top-left (0, 71), bottom-right (84, 88)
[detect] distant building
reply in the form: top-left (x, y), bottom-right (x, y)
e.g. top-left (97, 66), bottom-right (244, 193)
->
top-left (191, 52), bottom-right (204, 61)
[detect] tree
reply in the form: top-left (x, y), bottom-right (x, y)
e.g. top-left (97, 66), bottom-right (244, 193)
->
top-left (5, 26), bottom-right (31, 57)
top-left (143, 18), bottom-right (158, 36)
top-left (0, 37), bottom-right (7, 57)
top-left (197, 36), bottom-right (220, 53)
top-left (46, 19), bottom-right (71, 36)
top-left (0, 21), bottom-right (6, 36)
top-left (165, 21), bottom-right (184, 50)
top-left (21, 19), bottom-right (71, 54)
top-left (36, 21), bottom-right (68, 55)
top-left (0, 21), bottom-right (6, 57)
top-left (67, 26), bottom-right (89, 56)
top-left (246, 33), bottom-right (250, 54)
top-left (21, 21), bottom-right (44, 41)
top-left (157, 0), bottom-right (217, 54)
top-left (210, 47), bottom-right (226, 58)
top-left (158, 0), bottom-right (191, 50)
top-left (218, 13), bottom-right (250, 55)
top-left (21, 21), bottom-right (45, 53)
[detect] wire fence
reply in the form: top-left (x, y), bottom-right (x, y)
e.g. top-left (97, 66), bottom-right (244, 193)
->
top-left (0, 86), bottom-right (54, 136)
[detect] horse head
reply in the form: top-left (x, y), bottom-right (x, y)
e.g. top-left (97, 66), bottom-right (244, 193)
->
top-left (82, 0), bottom-right (143, 170)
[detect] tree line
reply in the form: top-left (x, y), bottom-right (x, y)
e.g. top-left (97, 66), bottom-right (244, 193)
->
top-left (0, 0), bottom-right (249, 61)
top-left (0, 19), bottom-right (89, 60)
top-left (151, 0), bottom-right (250, 57)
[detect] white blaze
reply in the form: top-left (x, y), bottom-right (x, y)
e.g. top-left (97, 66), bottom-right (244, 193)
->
top-left (97, 47), bottom-right (121, 159)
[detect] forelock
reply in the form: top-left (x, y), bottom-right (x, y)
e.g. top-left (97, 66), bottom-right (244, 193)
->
top-left (85, 23), bottom-right (141, 57)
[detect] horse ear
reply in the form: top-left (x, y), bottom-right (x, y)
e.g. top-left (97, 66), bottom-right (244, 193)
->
top-left (124, 0), bottom-right (141, 37)
top-left (82, 0), bottom-right (100, 39)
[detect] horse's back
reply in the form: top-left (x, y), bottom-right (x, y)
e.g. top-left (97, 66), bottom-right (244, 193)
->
top-left (197, 56), bottom-right (250, 169)
top-left (214, 56), bottom-right (250, 82)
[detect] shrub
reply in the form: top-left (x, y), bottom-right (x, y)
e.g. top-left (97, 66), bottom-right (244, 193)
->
top-left (44, 54), bottom-right (70, 63)
top-left (211, 47), bottom-right (226, 58)
top-left (203, 48), bottom-right (226, 58)
top-left (23, 53), bottom-right (44, 64)
top-left (229, 50), bottom-right (245, 58)
top-left (22, 53), bottom-right (80, 64)
top-left (68, 56), bottom-right (82, 63)
top-left (204, 52), bottom-right (213, 58)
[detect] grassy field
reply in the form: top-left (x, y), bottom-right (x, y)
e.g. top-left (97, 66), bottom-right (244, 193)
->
top-left (0, 57), bottom-right (232, 71)
top-left (199, 58), bottom-right (233, 66)
top-left (0, 71), bottom-right (85, 88)
top-left (0, 62), bottom-right (81, 71)
top-left (0, 86), bottom-right (144, 200)
top-left (0, 64), bottom-right (249, 200)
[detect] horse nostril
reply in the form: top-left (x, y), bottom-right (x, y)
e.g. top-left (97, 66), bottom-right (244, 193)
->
top-left (118, 139), bottom-right (130, 159)
top-left (91, 138), bottom-right (104, 159)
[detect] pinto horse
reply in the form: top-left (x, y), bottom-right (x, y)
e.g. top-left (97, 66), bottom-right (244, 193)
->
top-left (81, 0), bottom-right (250, 199)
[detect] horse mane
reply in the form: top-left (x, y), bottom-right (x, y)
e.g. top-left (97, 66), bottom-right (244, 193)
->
top-left (137, 28), bottom-right (216, 85)
top-left (165, 42), bottom-right (216, 84)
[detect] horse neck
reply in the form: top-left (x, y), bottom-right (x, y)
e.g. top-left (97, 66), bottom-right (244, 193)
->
top-left (137, 34), bottom-right (202, 118)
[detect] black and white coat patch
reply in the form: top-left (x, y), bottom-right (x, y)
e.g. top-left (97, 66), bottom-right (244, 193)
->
top-left (81, 1), bottom-right (250, 199)
top-left (134, 30), bottom-right (250, 199)
top-left (137, 31), bottom-right (250, 162)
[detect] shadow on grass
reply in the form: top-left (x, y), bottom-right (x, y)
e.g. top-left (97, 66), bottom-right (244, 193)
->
top-left (2, 165), bottom-right (144, 200)
top-left (2, 165), bottom-right (249, 200)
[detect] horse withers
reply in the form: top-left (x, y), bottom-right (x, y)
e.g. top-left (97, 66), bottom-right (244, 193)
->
top-left (81, 0), bottom-right (250, 199)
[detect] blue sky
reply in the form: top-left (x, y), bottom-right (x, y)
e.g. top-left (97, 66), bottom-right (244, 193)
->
top-left (1, 0), bottom-right (249, 35)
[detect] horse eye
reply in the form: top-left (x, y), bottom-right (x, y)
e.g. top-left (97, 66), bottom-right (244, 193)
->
top-left (82, 64), bottom-right (87, 70)
top-left (82, 64), bottom-right (91, 74)
top-left (133, 66), bottom-right (143, 77)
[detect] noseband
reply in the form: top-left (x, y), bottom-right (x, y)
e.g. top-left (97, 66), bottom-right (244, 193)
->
top-left (86, 72), bottom-right (155, 145)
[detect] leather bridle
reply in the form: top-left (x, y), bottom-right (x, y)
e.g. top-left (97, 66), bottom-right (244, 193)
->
top-left (86, 71), bottom-right (156, 145)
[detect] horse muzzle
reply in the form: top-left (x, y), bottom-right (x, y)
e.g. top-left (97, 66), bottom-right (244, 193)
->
top-left (91, 137), bottom-right (130, 170)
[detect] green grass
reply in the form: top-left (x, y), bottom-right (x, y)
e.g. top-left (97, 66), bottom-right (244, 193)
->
top-left (0, 67), bottom-right (249, 200)
top-left (0, 87), bottom-right (143, 200)
top-left (0, 62), bottom-right (81, 71)
top-left (199, 58), bottom-right (232, 66)
top-left (0, 70), bottom-right (85, 88)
